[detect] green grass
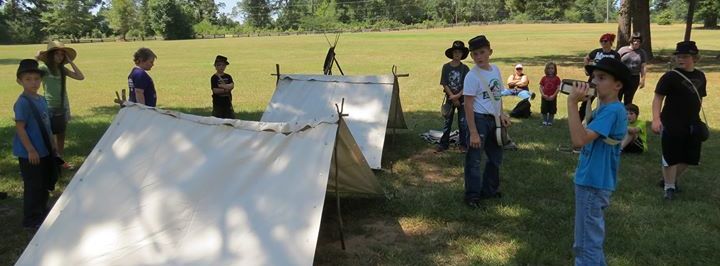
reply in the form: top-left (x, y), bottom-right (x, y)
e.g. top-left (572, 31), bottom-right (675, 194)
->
top-left (1, 23), bottom-right (719, 265)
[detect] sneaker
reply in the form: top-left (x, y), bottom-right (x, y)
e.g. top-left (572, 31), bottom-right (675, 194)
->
top-left (664, 188), bottom-right (675, 200)
top-left (62, 162), bottom-right (75, 170)
top-left (547, 122), bottom-right (553, 126)
top-left (503, 142), bottom-right (518, 150)
top-left (542, 121), bottom-right (548, 126)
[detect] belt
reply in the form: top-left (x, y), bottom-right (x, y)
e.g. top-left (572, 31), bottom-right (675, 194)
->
top-left (475, 113), bottom-right (495, 119)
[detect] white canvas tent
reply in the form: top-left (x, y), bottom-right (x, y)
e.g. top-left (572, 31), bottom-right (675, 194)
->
top-left (16, 104), bottom-right (382, 266)
top-left (261, 74), bottom-right (407, 169)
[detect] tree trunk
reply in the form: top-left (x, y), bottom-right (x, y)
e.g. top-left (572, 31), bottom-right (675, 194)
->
top-left (685, 0), bottom-right (697, 41)
top-left (633, 0), bottom-right (653, 59)
top-left (617, 0), bottom-right (632, 48)
top-left (704, 13), bottom-right (718, 28)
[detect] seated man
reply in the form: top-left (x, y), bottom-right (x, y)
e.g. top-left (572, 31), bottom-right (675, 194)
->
top-left (503, 64), bottom-right (535, 100)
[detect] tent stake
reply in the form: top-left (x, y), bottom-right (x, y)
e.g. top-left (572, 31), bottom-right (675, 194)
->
top-left (334, 99), bottom-right (348, 250)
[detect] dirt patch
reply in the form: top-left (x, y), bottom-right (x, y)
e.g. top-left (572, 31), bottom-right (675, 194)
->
top-left (404, 148), bottom-right (459, 184)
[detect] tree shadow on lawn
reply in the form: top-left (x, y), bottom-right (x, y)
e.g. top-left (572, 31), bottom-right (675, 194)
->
top-left (647, 49), bottom-right (720, 73)
top-left (313, 110), bottom-right (720, 265)
top-left (0, 59), bottom-right (23, 65)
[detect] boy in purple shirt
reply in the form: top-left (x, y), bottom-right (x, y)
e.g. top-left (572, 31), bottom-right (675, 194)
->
top-left (128, 48), bottom-right (157, 107)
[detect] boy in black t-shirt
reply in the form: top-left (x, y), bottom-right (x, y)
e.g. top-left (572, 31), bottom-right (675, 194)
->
top-left (651, 41), bottom-right (707, 200)
top-left (210, 55), bottom-right (235, 119)
top-left (437, 40), bottom-right (470, 152)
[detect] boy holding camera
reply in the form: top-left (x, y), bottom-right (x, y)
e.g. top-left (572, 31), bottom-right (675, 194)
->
top-left (567, 58), bottom-right (629, 264)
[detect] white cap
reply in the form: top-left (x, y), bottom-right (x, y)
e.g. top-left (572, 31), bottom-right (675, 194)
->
top-left (515, 64), bottom-right (523, 69)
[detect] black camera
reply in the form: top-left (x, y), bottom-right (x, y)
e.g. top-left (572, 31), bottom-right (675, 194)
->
top-left (560, 79), bottom-right (596, 96)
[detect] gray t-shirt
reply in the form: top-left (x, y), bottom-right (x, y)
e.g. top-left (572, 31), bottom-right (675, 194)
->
top-left (617, 46), bottom-right (647, 76)
top-left (440, 62), bottom-right (470, 94)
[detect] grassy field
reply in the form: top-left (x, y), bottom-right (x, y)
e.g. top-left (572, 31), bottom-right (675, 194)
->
top-left (1, 23), bottom-right (719, 265)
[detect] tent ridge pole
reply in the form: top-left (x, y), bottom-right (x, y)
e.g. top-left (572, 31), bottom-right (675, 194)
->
top-left (334, 98), bottom-right (347, 250)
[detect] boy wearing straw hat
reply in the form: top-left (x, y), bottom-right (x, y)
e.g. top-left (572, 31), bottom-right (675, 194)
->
top-left (36, 40), bottom-right (85, 170)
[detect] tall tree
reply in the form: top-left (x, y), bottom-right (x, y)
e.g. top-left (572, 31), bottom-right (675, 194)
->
top-left (148, 0), bottom-right (194, 39)
top-left (235, 0), bottom-right (272, 28)
top-left (41, 0), bottom-right (97, 41)
top-left (107, 0), bottom-right (136, 40)
top-left (698, 0), bottom-right (719, 28)
top-left (616, 0), bottom-right (632, 48)
top-left (685, 0), bottom-right (697, 40)
top-left (633, 0), bottom-right (653, 59)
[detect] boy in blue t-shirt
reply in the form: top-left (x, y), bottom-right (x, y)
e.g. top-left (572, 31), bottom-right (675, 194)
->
top-left (128, 47), bottom-right (157, 107)
top-left (566, 58), bottom-right (629, 264)
top-left (13, 59), bottom-right (58, 230)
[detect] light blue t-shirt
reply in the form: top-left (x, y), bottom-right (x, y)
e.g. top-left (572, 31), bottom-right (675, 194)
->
top-left (13, 93), bottom-right (52, 158)
top-left (574, 101), bottom-right (627, 191)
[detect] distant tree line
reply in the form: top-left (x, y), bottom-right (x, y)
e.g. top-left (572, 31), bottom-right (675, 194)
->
top-left (0, 0), bottom-right (717, 44)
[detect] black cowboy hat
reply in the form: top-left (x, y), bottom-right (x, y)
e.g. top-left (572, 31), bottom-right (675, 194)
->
top-left (673, 41), bottom-right (699, 55)
top-left (445, 40), bottom-right (469, 59)
top-left (16, 59), bottom-right (45, 78)
top-left (585, 57), bottom-right (631, 90)
top-left (214, 55), bottom-right (230, 65)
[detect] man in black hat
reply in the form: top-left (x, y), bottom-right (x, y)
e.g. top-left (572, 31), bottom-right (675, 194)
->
top-left (13, 59), bottom-right (57, 230)
top-left (566, 57), bottom-right (629, 264)
top-left (652, 41), bottom-right (706, 200)
top-left (437, 40), bottom-right (470, 152)
top-left (210, 55), bottom-right (235, 119)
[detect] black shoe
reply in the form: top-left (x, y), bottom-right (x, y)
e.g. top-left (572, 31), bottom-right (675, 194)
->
top-left (664, 188), bottom-right (675, 200)
top-left (0, 192), bottom-right (7, 200)
top-left (658, 179), bottom-right (681, 192)
top-left (530, 92), bottom-right (536, 100)
top-left (465, 197), bottom-right (482, 208)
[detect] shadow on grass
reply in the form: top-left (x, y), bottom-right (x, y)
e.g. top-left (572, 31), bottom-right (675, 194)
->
top-left (0, 59), bottom-right (23, 65)
top-left (2, 105), bottom-right (719, 265)
top-left (647, 49), bottom-right (720, 73)
top-left (493, 52), bottom-right (587, 68)
top-left (313, 108), bottom-right (720, 265)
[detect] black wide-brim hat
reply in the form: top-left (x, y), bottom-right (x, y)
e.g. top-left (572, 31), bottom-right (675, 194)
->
top-left (214, 55), bottom-right (230, 65)
top-left (584, 58), bottom-right (631, 90)
top-left (16, 59), bottom-right (45, 78)
top-left (445, 40), bottom-right (469, 59)
top-left (673, 41), bottom-right (699, 55)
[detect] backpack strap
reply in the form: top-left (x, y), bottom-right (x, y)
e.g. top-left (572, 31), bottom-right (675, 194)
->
top-left (671, 69), bottom-right (708, 127)
top-left (19, 95), bottom-right (60, 189)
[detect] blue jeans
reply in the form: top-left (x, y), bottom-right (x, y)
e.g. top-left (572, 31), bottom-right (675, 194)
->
top-left (439, 102), bottom-right (467, 149)
top-left (574, 185), bottom-right (612, 266)
top-left (464, 113), bottom-right (502, 200)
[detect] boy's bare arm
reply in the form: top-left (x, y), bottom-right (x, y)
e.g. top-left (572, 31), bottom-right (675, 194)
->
top-left (464, 95), bottom-right (481, 148)
top-left (16, 121), bottom-right (40, 165)
top-left (651, 93), bottom-right (664, 134)
top-left (134, 88), bottom-right (146, 104)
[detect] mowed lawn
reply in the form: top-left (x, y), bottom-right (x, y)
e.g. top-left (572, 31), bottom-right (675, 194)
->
top-left (1, 23), bottom-right (719, 265)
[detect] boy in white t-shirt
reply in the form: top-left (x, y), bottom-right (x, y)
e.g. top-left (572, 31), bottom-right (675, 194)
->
top-left (462, 35), bottom-right (511, 208)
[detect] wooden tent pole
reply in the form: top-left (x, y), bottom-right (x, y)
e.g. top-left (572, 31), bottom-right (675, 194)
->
top-left (334, 98), bottom-right (348, 250)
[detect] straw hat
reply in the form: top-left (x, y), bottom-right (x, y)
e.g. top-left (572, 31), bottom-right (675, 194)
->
top-left (36, 41), bottom-right (77, 63)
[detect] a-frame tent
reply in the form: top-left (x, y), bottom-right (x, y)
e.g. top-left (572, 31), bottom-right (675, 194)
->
top-left (261, 73), bottom-right (407, 169)
top-left (16, 104), bottom-right (382, 266)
